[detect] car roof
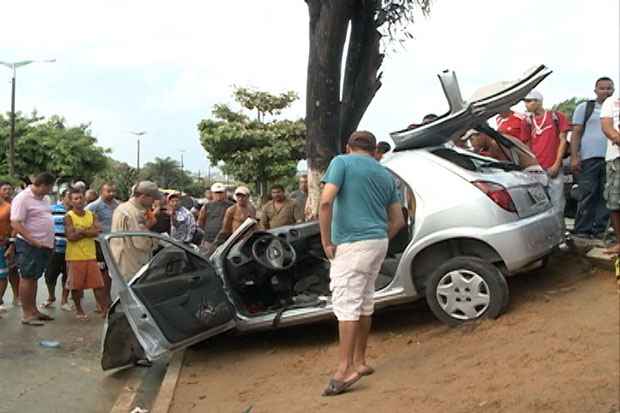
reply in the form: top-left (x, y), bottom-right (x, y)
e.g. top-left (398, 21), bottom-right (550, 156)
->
top-left (390, 65), bottom-right (552, 151)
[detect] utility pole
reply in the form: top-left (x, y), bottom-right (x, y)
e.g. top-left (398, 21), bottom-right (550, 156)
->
top-left (130, 131), bottom-right (147, 173)
top-left (179, 149), bottom-right (186, 171)
top-left (0, 59), bottom-right (55, 177)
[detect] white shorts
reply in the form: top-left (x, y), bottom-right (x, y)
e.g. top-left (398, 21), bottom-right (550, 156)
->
top-left (329, 238), bottom-right (389, 321)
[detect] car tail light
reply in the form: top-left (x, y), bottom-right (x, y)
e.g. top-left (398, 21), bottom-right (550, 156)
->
top-left (472, 181), bottom-right (517, 213)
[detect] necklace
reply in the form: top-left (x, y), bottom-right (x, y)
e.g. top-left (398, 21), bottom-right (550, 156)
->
top-left (531, 111), bottom-right (547, 135)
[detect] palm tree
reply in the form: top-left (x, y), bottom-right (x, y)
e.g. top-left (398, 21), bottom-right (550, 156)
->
top-left (140, 156), bottom-right (181, 189)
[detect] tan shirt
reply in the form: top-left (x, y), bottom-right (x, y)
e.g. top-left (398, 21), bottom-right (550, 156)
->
top-left (260, 199), bottom-right (303, 230)
top-left (222, 204), bottom-right (256, 235)
top-left (110, 198), bottom-right (156, 280)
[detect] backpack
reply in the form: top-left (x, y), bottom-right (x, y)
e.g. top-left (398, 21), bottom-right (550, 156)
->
top-left (580, 100), bottom-right (596, 133)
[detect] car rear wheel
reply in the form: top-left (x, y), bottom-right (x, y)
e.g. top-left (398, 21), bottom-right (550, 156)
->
top-left (425, 256), bottom-right (508, 326)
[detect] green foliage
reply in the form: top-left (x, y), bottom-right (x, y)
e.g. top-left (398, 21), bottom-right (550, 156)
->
top-left (232, 87), bottom-right (298, 122)
top-left (92, 159), bottom-right (138, 201)
top-left (198, 87), bottom-right (305, 196)
top-left (183, 178), bottom-right (207, 198)
top-left (139, 156), bottom-right (193, 190)
top-left (552, 97), bottom-right (588, 121)
top-left (0, 112), bottom-right (109, 182)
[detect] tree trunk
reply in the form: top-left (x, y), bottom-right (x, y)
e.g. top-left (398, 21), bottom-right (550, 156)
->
top-left (339, 0), bottom-right (384, 151)
top-left (304, 0), bottom-right (355, 219)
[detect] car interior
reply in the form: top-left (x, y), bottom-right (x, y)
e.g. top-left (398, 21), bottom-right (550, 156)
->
top-left (223, 176), bottom-right (416, 317)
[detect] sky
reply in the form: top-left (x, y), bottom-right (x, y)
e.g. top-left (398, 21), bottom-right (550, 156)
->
top-left (0, 0), bottom-right (618, 174)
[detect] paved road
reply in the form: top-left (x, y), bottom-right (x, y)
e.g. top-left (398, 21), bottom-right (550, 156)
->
top-left (0, 279), bottom-right (131, 413)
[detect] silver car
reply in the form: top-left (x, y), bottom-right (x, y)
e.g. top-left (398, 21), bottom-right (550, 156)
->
top-left (100, 65), bottom-right (562, 370)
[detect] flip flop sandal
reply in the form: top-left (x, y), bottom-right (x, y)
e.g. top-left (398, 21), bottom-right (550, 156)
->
top-left (76, 314), bottom-right (89, 321)
top-left (322, 373), bottom-right (363, 397)
top-left (358, 366), bottom-right (375, 376)
top-left (40, 300), bottom-right (56, 309)
top-left (21, 319), bottom-right (45, 326)
top-left (36, 313), bottom-right (54, 321)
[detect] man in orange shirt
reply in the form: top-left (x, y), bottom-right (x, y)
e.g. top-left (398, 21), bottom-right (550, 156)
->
top-left (0, 181), bottom-right (14, 316)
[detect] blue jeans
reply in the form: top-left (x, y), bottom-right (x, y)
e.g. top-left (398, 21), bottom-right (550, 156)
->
top-left (574, 157), bottom-right (609, 235)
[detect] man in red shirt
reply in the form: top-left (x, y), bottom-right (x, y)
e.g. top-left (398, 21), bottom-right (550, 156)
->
top-left (497, 110), bottom-right (525, 141)
top-left (520, 91), bottom-right (571, 234)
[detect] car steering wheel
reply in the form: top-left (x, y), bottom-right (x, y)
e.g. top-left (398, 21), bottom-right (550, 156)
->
top-left (251, 234), bottom-right (297, 271)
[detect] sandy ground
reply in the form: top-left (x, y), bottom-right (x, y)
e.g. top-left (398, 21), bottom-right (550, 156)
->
top-left (170, 254), bottom-right (619, 413)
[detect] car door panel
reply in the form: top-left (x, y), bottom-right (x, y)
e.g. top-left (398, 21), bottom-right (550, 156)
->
top-left (99, 232), bottom-right (236, 367)
top-left (132, 268), bottom-right (234, 343)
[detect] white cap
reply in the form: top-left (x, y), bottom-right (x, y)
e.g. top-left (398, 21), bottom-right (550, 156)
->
top-left (211, 182), bottom-right (226, 193)
top-left (524, 90), bottom-right (543, 101)
top-left (234, 186), bottom-right (250, 196)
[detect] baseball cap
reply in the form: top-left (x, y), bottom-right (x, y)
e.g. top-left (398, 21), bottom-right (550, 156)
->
top-left (524, 90), bottom-right (543, 101)
top-left (135, 181), bottom-right (162, 199)
top-left (234, 186), bottom-right (250, 196)
top-left (211, 182), bottom-right (226, 193)
top-left (348, 131), bottom-right (377, 151)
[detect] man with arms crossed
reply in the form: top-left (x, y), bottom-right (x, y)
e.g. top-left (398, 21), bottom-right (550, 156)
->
top-left (320, 131), bottom-right (405, 396)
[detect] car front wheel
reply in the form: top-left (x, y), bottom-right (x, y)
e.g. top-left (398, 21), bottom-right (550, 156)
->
top-left (425, 256), bottom-right (508, 326)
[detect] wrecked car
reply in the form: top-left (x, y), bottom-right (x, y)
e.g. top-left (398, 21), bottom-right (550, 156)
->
top-left (100, 65), bottom-right (562, 370)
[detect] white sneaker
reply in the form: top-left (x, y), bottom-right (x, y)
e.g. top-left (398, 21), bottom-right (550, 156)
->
top-left (61, 303), bottom-right (73, 312)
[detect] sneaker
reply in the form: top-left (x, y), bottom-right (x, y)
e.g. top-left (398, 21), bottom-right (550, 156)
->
top-left (60, 303), bottom-right (73, 312)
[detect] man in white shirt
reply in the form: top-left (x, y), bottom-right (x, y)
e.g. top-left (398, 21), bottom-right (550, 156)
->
top-left (600, 95), bottom-right (620, 254)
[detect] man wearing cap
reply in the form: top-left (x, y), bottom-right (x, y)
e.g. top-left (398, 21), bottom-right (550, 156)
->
top-left (198, 183), bottom-right (233, 251)
top-left (521, 91), bottom-right (571, 228)
top-left (110, 181), bottom-right (161, 280)
top-left (217, 186), bottom-right (256, 240)
top-left (319, 131), bottom-right (405, 396)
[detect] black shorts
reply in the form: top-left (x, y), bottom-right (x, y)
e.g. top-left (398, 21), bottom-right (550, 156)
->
top-left (16, 239), bottom-right (52, 280)
top-left (45, 251), bottom-right (67, 285)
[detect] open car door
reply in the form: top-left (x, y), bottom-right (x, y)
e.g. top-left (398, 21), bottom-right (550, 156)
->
top-left (99, 232), bottom-right (236, 370)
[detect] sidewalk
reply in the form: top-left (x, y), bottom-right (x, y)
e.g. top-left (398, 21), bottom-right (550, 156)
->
top-left (0, 278), bottom-right (129, 413)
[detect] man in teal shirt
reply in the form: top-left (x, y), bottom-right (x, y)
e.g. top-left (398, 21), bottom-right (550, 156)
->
top-left (319, 131), bottom-right (405, 396)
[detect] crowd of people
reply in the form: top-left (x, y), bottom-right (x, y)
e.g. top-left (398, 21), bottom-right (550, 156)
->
top-left (440, 78), bottom-right (619, 252)
top-left (0, 168), bottom-right (318, 324)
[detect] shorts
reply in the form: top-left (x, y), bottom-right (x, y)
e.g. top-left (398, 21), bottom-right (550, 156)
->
top-left (329, 238), bottom-right (389, 321)
top-left (605, 158), bottom-right (620, 211)
top-left (16, 238), bottom-right (52, 280)
top-left (45, 252), bottom-right (67, 286)
top-left (0, 246), bottom-right (8, 280)
top-left (66, 260), bottom-right (104, 290)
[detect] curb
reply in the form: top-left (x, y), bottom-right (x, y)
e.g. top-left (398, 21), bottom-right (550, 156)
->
top-left (109, 367), bottom-right (148, 413)
top-left (151, 350), bottom-right (186, 413)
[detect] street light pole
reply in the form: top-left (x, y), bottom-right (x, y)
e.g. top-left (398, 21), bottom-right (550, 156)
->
top-left (0, 59), bottom-right (55, 177)
top-left (9, 69), bottom-right (16, 177)
top-left (130, 131), bottom-right (147, 173)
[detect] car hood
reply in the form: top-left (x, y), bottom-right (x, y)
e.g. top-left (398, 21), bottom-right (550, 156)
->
top-left (391, 65), bottom-right (552, 151)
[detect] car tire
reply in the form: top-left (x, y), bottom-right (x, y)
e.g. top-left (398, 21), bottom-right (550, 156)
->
top-left (425, 256), bottom-right (509, 326)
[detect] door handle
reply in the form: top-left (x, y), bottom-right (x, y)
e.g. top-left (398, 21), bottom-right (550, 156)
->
top-left (189, 275), bottom-right (202, 284)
